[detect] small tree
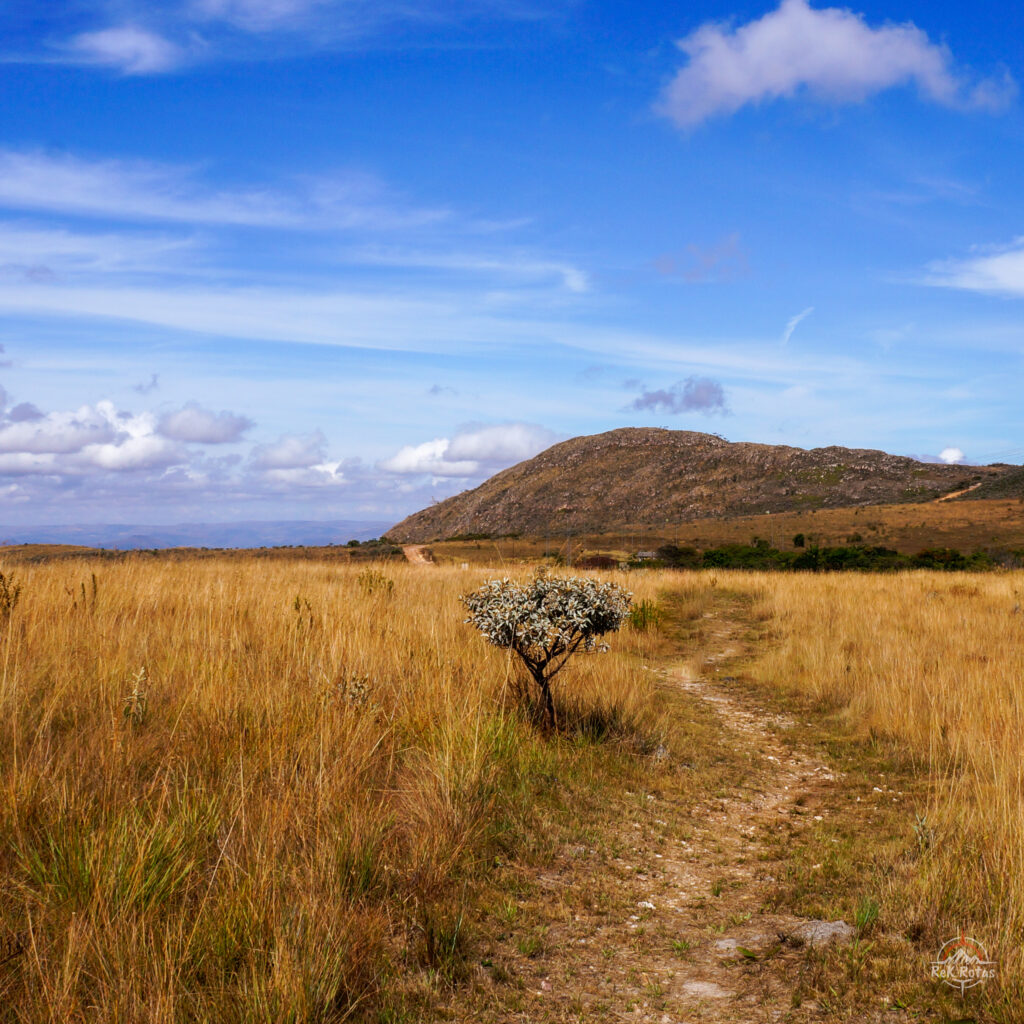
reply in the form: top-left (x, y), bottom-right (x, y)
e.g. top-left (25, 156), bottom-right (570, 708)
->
top-left (461, 572), bottom-right (631, 729)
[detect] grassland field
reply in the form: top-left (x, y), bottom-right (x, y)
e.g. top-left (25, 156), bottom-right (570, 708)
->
top-left (0, 552), bottom-right (1020, 1021)
top-left (423, 497), bottom-right (1024, 567)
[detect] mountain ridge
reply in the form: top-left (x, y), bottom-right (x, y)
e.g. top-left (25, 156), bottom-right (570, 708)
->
top-left (387, 428), bottom-right (1014, 542)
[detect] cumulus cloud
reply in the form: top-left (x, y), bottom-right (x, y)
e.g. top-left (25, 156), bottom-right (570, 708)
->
top-left (0, 406), bottom-right (119, 455)
top-left (158, 402), bottom-right (253, 443)
top-left (658, 0), bottom-right (1015, 127)
top-left (250, 431), bottom-right (327, 470)
top-left (0, 399), bottom-right (185, 474)
top-left (915, 447), bottom-right (970, 465)
top-left (925, 238), bottom-right (1024, 296)
top-left (8, 403), bottom-right (44, 423)
top-left (0, 387), bottom-right (445, 523)
top-left (65, 25), bottom-right (184, 74)
top-left (629, 377), bottom-right (728, 415)
top-left (379, 438), bottom-right (476, 477)
top-left (380, 422), bottom-right (559, 478)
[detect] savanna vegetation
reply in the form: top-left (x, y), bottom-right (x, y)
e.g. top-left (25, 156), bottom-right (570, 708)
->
top-left (745, 569), bottom-right (1024, 1014)
top-left (0, 558), bottom-right (670, 1022)
top-left (0, 551), bottom-right (1020, 1021)
top-left (419, 496), bottom-right (1024, 567)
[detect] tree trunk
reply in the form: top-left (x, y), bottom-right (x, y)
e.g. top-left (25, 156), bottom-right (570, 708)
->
top-left (532, 669), bottom-right (556, 731)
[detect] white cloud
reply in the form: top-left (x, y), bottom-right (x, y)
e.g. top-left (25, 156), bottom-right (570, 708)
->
top-left (0, 151), bottom-right (447, 231)
top-left (190, 0), bottom-right (329, 31)
top-left (0, 221), bottom-right (193, 276)
top-left (925, 238), bottom-right (1024, 297)
top-left (380, 438), bottom-right (480, 477)
top-left (351, 247), bottom-right (589, 293)
top-left (658, 0), bottom-right (1014, 127)
top-left (250, 431), bottom-right (327, 469)
top-left (260, 461), bottom-right (347, 487)
top-left (65, 26), bottom-right (184, 74)
top-left (0, 280), bottom-right (492, 352)
top-left (78, 433), bottom-right (183, 471)
top-left (940, 446), bottom-right (965, 464)
top-left (380, 422), bottom-right (559, 477)
top-left (0, 400), bottom-right (185, 474)
top-left (0, 405), bottom-right (118, 454)
top-left (0, 386), bottom-right (451, 521)
top-left (781, 305), bottom-right (814, 345)
top-left (446, 422), bottom-right (559, 463)
top-left (158, 402), bottom-right (253, 443)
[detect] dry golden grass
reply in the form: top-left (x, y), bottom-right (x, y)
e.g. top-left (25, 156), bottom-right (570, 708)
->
top-left (0, 558), bottom-right (668, 1023)
top-left (4, 552), bottom-right (1020, 1019)
top-left (740, 569), bottom-right (1024, 1011)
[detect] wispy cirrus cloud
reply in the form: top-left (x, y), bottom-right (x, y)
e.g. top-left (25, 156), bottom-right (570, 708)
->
top-left (0, 220), bottom-right (194, 278)
top-left (11, 1), bottom-right (572, 75)
top-left (781, 306), bottom-right (814, 345)
top-left (658, 0), bottom-right (1015, 128)
top-left (348, 247), bottom-right (589, 293)
top-left (0, 151), bottom-right (449, 231)
top-left (925, 238), bottom-right (1024, 297)
top-left (189, 0), bottom-right (332, 32)
top-left (65, 25), bottom-right (184, 74)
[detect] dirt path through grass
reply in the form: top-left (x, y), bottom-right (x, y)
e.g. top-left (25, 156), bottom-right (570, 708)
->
top-left (465, 597), bottom-right (869, 1023)
top-left (403, 544), bottom-right (434, 565)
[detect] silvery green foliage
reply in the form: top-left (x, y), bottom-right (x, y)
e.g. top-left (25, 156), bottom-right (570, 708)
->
top-left (461, 573), bottom-right (631, 726)
top-left (463, 574), bottom-right (631, 657)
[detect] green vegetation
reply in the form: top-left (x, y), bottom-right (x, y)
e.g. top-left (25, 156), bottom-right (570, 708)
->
top-left (648, 541), bottom-right (1011, 572)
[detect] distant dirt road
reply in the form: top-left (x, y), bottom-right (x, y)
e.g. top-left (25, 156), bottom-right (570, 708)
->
top-left (933, 481), bottom-right (983, 502)
top-left (402, 545), bottom-right (434, 565)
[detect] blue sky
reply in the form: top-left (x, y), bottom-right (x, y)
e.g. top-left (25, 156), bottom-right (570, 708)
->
top-left (2, 0), bottom-right (1024, 527)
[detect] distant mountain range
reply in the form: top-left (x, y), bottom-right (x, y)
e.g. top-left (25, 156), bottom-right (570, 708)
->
top-left (387, 428), bottom-right (1018, 542)
top-left (0, 520), bottom-right (392, 550)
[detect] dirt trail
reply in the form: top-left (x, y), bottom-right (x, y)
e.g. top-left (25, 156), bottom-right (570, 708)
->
top-left (403, 544), bottom-right (434, 565)
top-left (492, 611), bottom-right (858, 1022)
top-left (933, 481), bottom-right (983, 502)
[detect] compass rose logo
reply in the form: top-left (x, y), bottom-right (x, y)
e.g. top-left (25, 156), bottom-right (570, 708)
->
top-left (930, 934), bottom-right (997, 994)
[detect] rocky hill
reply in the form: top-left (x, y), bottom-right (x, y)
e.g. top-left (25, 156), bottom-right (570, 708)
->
top-left (387, 428), bottom-right (1014, 542)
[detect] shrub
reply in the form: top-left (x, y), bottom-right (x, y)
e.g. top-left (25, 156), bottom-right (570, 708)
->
top-left (461, 571), bottom-right (631, 729)
top-left (655, 544), bottom-right (701, 568)
top-left (628, 598), bottom-right (662, 631)
top-left (357, 569), bottom-right (394, 595)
